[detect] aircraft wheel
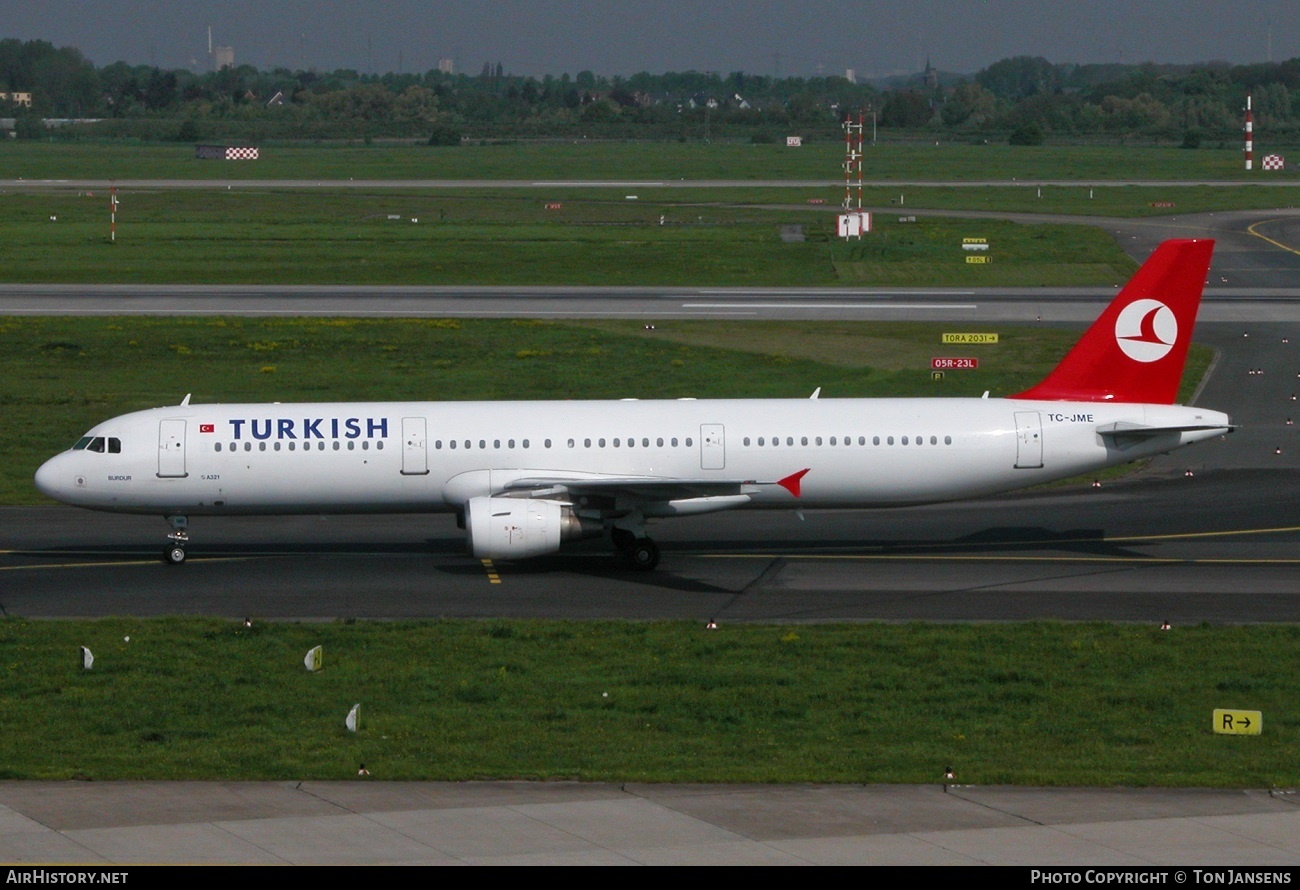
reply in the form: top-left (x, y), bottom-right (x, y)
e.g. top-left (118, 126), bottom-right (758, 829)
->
top-left (628, 538), bottom-right (660, 571)
top-left (163, 545), bottom-right (187, 565)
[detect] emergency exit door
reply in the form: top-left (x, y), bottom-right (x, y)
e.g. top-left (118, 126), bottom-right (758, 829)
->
top-left (700, 423), bottom-right (726, 470)
top-left (401, 416), bottom-right (429, 475)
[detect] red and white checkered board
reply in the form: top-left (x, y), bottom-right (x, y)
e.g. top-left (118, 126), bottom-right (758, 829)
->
top-left (224, 147), bottom-right (260, 160)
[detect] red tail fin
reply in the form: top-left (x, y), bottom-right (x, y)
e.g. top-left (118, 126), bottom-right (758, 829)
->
top-left (1011, 239), bottom-right (1214, 404)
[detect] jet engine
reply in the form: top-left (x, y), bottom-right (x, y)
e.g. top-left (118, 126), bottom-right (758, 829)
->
top-left (463, 496), bottom-right (601, 560)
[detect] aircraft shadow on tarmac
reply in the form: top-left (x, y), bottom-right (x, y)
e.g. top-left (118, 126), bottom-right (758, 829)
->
top-left (669, 527), bottom-right (1146, 558)
top-left (21, 525), bottom-right (1151, 570)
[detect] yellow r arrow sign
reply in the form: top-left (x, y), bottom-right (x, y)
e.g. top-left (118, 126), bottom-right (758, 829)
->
top-left (1213, 709), bottom-right (1262, 735)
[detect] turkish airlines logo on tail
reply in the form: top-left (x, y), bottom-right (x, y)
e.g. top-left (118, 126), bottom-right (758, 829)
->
top-left (1115, 298), bottom-right (1177, 363)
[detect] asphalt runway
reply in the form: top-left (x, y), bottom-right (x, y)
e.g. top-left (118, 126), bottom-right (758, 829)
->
top-left (3, 280), bottom-right (1300, 321)
top-left (4, 469), bottom-right (1300, 623)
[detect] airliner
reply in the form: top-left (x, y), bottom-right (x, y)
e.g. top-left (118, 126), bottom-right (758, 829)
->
top-left (35, 239), bottom-right (1231, 570)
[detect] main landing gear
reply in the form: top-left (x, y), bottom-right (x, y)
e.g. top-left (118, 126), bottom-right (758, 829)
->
top-left (162, 515), bottom-right (189, 565)
top-left (611, 527), bottom-right (660, 571)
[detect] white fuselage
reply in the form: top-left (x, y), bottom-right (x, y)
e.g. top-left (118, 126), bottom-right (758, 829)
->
top-left (34, 396), bottom-right (1230, 517)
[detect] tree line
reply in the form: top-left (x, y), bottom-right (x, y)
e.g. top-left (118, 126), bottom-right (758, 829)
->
top-left (2, 37), bottom-right (1296, 145)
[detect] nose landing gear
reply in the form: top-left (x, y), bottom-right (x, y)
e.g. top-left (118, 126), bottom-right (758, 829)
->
top-left (162, 515), bottom-right (189, 565)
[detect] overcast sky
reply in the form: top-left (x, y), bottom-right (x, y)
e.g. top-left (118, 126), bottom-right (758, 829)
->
top-left (2, 1), bottom-right (1297, 79)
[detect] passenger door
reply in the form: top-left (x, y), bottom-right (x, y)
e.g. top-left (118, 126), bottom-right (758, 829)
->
top-left (157, 419), bottom-right (188, 478)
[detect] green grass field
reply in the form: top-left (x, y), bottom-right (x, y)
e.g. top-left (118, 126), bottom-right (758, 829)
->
top-left (2, 187), bottom-right (1142, 286)
top-left (0, 618), bottom-right (1294, 785)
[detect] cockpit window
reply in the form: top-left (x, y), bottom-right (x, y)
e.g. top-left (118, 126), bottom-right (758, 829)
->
top-left (71, 436), bottom-right (120, 453)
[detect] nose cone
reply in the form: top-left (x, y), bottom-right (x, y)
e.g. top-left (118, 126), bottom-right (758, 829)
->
top-left (34, 453), bottom-right (76, 504)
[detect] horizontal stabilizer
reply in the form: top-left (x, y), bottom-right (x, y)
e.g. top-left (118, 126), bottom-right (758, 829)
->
top-left (1096, 420), bottom-right (1234, 442)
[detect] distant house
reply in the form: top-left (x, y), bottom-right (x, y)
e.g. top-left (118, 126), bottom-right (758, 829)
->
top-left (0, 92), bottom-right (32, 107)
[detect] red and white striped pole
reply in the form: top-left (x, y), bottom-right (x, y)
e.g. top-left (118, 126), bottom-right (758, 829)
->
top-left (1245, 93), bottom-right (1253, 171)
top-left (856, 109), bottom-right (864, 212)
top-left (843, 112), bottom-right (852, 212)
top-left (109, 185), bottom-right (117, 242)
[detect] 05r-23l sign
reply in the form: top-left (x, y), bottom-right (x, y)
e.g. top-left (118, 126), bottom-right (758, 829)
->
top-left (931, 357), bottom-right (979, 370)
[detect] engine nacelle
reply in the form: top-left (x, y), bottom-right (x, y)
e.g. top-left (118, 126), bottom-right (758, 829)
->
top-left (463, 496), bottom-right (600, 560)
